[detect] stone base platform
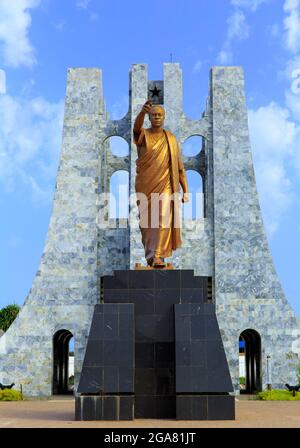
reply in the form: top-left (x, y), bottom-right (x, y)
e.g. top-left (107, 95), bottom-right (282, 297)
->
top-left (75, 270), bottom-right (235, 420)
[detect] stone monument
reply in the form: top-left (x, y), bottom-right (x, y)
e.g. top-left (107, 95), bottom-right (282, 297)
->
top-left (0, 64), bottom-right (299, 416)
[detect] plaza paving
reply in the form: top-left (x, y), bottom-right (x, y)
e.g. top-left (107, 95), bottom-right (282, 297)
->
top-left (0, 398), bottom-right (300, 428)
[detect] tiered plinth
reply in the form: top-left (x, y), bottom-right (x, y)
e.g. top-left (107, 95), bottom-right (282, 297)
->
top-left (75, 270), bottom-right (235, 420)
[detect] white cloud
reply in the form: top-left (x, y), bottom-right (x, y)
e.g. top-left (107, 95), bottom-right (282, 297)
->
top-left (0, 0), bottom-right (40, 68)
top-left (89, 12), bottom-right (99, 22)
top-left (218, 49), bottom-right (233, 65)
top-left (217, 10), bottom-right (249, 64)
top-left (283, 0), bottom-right (300, 53)
top-left (227, 10), bottom-right (249, 40)
top-left (76, 0), bottom-right (91, 9)
top-left (53, 19), bottom-right (66, 32)
top-left (0, 93), bottom-right (64, 203)
top-left (248, 102), bottom-right (300, 235)
top-left (231, 0), bottom-right (269, 11)
top-left (193, 60), bottom-right (204, 73)
top-left (0, 69), bottom-right (6, 93)
top-left (217, 1), bottom-right (268, 65)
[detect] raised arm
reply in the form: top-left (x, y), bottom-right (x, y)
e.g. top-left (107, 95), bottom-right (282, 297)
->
top-left (133, 101), bottom-right (152, 134)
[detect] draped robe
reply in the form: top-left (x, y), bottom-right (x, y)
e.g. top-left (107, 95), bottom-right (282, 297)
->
top-left (134, 127), bottom-right (188, 261)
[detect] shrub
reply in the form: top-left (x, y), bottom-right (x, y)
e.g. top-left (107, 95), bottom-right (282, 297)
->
top-left (0, 304), bottom-right (20, 332)
top-left (239, 376), bottom-right (246, 385)
top-left (297, 366), bottom-right (300, 386)
top-left (258, 389), bottom-right (300, 401)
top-left (0, 389), bottom-right (23, 401)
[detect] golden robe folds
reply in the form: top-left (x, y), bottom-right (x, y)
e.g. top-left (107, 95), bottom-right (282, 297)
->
top-left (134, 128), bottom-right (187, 261)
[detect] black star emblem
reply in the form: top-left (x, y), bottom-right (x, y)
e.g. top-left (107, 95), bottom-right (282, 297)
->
top-left (149, 85), bottom-right (161, 98)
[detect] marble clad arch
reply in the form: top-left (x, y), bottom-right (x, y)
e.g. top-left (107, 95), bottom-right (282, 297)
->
top-left (0, 64), bottom-right (299, 396)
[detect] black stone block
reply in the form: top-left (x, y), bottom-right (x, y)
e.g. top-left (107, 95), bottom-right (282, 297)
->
top-left (129, 270), bottom-right (155, 289)
top-left (95, 397), bottom-right (103, 419)
top-left (103, 314), bottom-right (119, 340)
top-left (103, 271), bottom-right (129, 289)
top-left (190, 340), bottom-right (206, 365)
top-left (191, 396), bottom-right (207, 419)
top-left (154, 289), bottom-right (179, 313)
top-left (103, 365), bottom-right (118, 393)
top-left (204, 303), bottom-right (215, 314)
top-left (176, 341), bottom-right (191, 366)
top-left (155, 270), bottom-right (180, 289)
top-left (75, 396), bottom-right (81, 420)
top-left (75, 396), bottom-right (134, 421)
top-left (77, 366), bottom-right (103, 394)
top-left (89, 313), bottom-right (104, 339)
top-left (103, 289), bottom-right (129, 303)
top-left (103, 340), bottom-right (125, 366)
top-left (206, 342), bottom-right (233, 392)
top-left (118, 303), bottom-right (134, 314)
top-left (82, 396), bottom-right (96, 421)
top-left (175, 316), bottom-right (191, 341)
top-left (113, 270), bottom-right (130, 289)
top-left (83, 340), bottom-right (103, 367)
top-left (119, 312), bottom-right (134, 339)
top-left (103, 396), bottom-right (118, 420)
top-left (156, 396), bottom-right (176, 419)
top-left (190, 303), bottom-right (203, 316)
top-left (156, 374), bottom-right (172, 395)
top-left (129, 290), bottom-right (155, 314)
top-left (118, 340), bottom-right (134, 366)
top-left (103, 304), bottom-right (119, 314)
top-left (191, 366), bottom-right (208, 392)
top-left (207, 395), bottom-right (235, 420)
top-left (120, 396), bottom-right (134, 420)
top-left (180, 270), bottom-right (195, 289)
top-left (118, 366), bottom-right (134, 393)
top-left (136, 343), bottom-right (154, 368)
top-left (155, 314), bottom-right (174, 342)
top-left (135, 315), bottom-right (157, 342)
top-left (205, 314), bottom-right (222, 341)
top-left (191, 314), bottom-right (205, 340)
top-left (135, 396), bottom-right (156, 419)
top-left (181, 288), bottom-right (204, 303)
top-left (155, 342), bottom-right (174, 368)
top-left (180, 271), bottom-right (207, 289)
top-left (176, 395), bottom-right (192, 419)
top-left (176, 366), bottom-right (192, 392)
top-left (135, 368), bottom-right (156, 394)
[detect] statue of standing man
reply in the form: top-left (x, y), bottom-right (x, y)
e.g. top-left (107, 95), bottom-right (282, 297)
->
top-left (133, 101), bottom-right (189, 268)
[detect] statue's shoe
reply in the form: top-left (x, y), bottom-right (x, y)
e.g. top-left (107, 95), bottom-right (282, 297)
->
top-left (152, 257), bottom-right (166, 268)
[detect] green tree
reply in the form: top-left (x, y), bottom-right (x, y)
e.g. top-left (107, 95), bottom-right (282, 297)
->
top-left (0, 304), bottom-right (20, 332)
top-left (297, 365), bottom-right (300, 386)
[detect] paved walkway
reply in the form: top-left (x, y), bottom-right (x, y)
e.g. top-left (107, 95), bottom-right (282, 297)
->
top-left (0, 398), bottom-right (300, 428)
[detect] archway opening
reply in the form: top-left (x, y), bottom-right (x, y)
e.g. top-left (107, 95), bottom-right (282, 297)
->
top-left (183, 170), bottom-right (204, 219)
top-left (53, 329), bottom-right (74, 395)
top-left (110, 170), bottom-right (129, 219)
top-left (182, 135), bottom-right (202, 157)
top-left (108, 136), bottom-right (129, 157)
top-left (239, 329), bottom-right (262, 394)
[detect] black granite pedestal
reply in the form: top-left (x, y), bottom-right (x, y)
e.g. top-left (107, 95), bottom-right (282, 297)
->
top-left (75, 270), bottom-right (235, 420)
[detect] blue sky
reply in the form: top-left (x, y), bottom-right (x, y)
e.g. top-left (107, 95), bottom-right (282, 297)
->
top-left (0, 0), bottom-right (300, 317)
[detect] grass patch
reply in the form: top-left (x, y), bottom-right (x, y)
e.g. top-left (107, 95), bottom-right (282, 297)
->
top-left (258, 389), bottom-right (300, 401)
top-left (0, 389), bottom-right (23, 401)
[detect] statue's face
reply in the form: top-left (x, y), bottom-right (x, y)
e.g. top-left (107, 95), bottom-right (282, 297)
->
top-left (149, 106), bottom-right (165, 128)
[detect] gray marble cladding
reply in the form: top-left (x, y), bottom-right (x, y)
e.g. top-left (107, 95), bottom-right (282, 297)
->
top-left (0, 64), bottom-right (299, 396)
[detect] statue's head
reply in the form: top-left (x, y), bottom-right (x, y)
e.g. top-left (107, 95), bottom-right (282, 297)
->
top-left (149, 105), bottom-right (165, 129)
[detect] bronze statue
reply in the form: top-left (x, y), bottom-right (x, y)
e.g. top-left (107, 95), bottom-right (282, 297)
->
top-left (133, 101), bottom-right (189, 268)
